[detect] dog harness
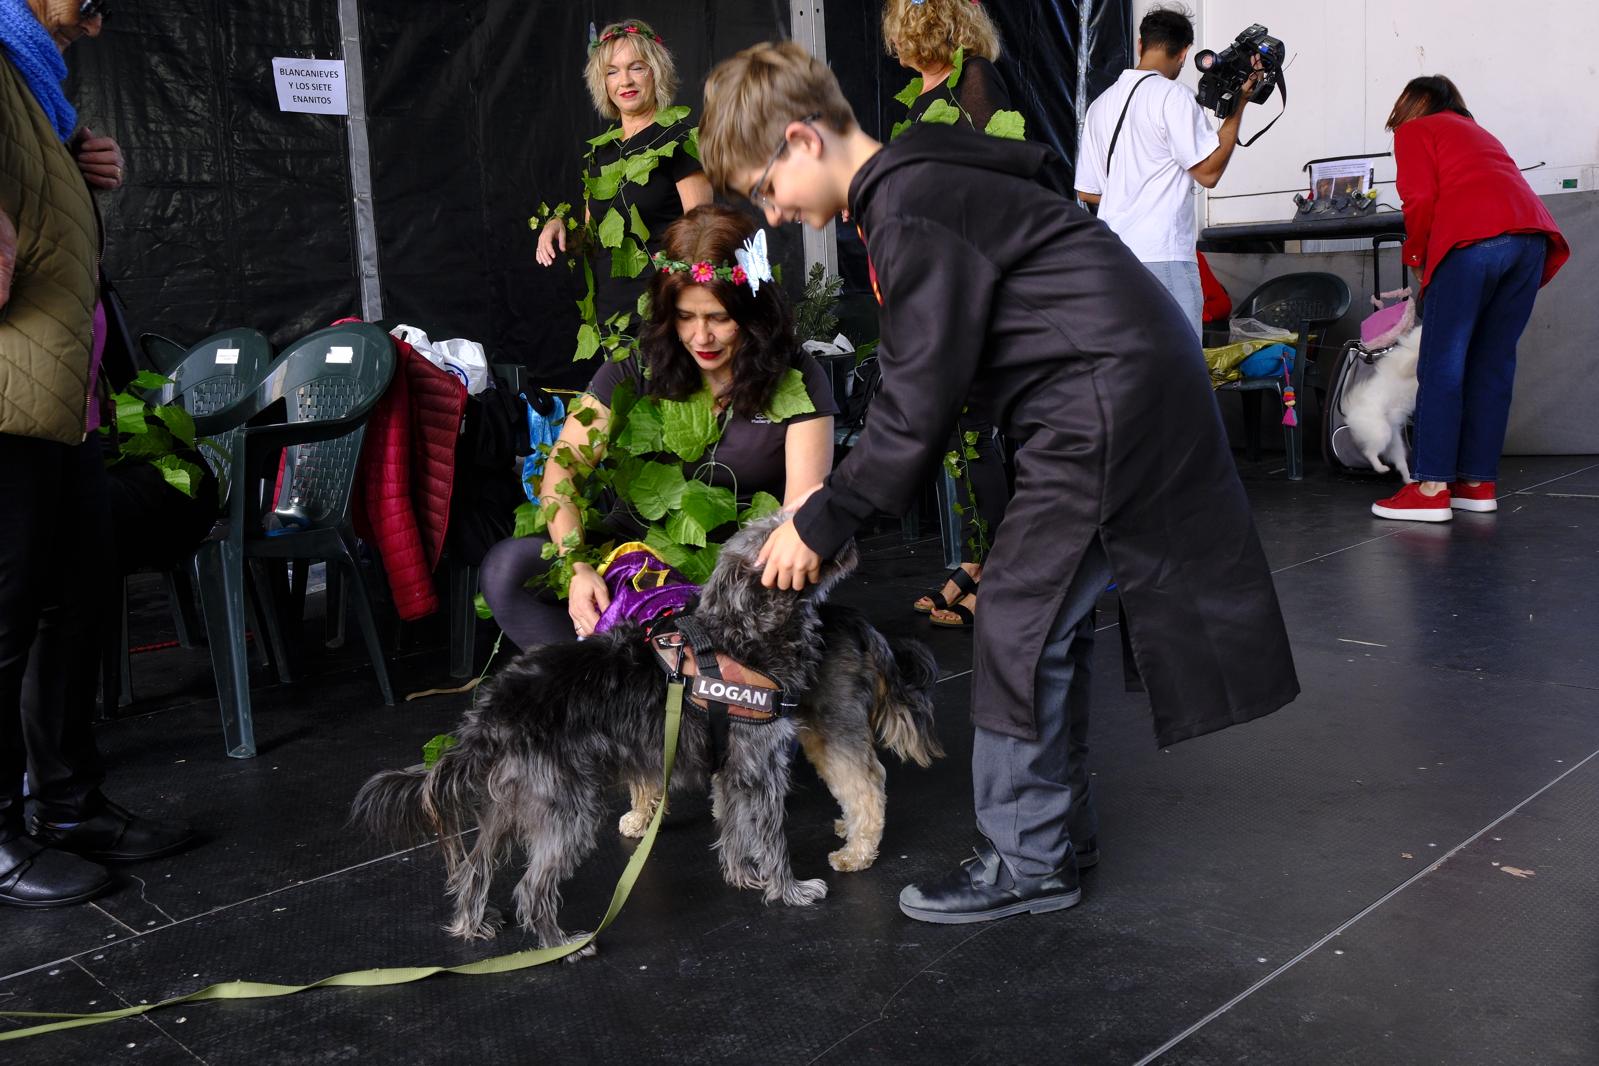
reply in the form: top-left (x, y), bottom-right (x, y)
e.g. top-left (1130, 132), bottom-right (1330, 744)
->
top-left (646, 612), bottom-right (796, 771)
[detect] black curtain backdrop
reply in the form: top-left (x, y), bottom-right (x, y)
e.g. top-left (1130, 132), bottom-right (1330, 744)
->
top-left (67, 1), bottom-right (1130, 383)
top-left (67, 1), bottom-right (354, 351)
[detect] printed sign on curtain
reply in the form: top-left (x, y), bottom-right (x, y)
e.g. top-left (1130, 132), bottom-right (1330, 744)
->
top-left (272, 57), bottom-right (348, 115)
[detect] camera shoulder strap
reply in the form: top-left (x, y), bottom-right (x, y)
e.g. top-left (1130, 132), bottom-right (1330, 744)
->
top-left (1238, 69), bottom-right (1287, 148)
top-left (1106, 73), bottom-right (1161, 178)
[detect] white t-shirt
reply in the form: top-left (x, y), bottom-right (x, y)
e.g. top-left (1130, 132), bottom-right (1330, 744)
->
top-left (1075, 69), bottom-right (1219, 264)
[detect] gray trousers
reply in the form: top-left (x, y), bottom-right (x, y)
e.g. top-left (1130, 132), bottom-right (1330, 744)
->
top-left (973, 539), bottom-right (1112, 877)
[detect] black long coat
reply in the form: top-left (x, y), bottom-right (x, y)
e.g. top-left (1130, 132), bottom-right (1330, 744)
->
top-left (794, 125), bottom-right (1298, 746)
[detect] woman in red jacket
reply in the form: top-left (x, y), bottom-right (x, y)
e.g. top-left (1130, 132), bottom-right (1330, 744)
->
top-left (1372, 76), bottom-right (1569, 522)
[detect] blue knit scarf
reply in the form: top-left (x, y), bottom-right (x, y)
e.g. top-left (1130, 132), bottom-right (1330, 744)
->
top-left (0, 0), bottom-right (76, 142)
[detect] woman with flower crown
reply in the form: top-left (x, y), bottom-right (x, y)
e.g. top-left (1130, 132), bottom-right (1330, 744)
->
top-left (534, 18), bottom-right (713, 338)
top-left (484, 205), bottom-right (837, 648)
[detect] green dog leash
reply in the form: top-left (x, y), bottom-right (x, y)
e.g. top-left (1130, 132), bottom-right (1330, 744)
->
top-left (0, 681), bottom-right (686, 1044)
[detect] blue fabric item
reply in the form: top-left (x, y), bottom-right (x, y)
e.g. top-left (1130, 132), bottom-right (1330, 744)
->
top-left (521, 393), bottom-right (566, 502)
top-left (1238, 342), bottom-right (1294, 380)
top-left (1413, 233), bottom-right (1544, 483)
top-left (0, 0), bottom-right (76, 142)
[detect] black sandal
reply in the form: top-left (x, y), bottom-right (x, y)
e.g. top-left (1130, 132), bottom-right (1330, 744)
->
top-left (914, 567), bottom-right (980, 614)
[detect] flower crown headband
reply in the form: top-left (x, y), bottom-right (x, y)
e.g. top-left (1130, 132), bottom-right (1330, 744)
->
top-left (652, 230), bottom-right (775, 296)
top-left (588, 22), bottom-right (664, 53)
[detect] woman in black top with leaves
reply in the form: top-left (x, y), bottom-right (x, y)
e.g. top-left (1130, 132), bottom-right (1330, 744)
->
top-left (534, 19), bottom-right (712, 349)
top-left (883, 0), bottom-right (1023, 628)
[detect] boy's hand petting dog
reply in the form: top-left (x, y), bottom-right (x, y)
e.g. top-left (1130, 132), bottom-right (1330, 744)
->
top-left (757, 518), bottom-right (822, 591)
top-left (567, 562), bottom-right (612, 637)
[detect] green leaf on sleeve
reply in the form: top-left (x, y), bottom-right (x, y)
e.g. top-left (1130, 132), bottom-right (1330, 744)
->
top-left (984, 109), bottom-right (1027, 140)
top-left (763, 368), bottom-right (817, 423)
top-left (894, 77), bottom-right (923, 108)
top-left (920, 99), bottom-right (962, 126)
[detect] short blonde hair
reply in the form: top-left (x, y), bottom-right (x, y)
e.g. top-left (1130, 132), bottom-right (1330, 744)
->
top-left (882, 0), bottom-right (1002, 71)
top-left (584, 19), bottom-right (678, 121)
top-left (699, 41), bottom-right (859, 197)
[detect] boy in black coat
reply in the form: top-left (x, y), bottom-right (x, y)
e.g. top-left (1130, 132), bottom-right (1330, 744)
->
top-left (699, 43), bottom-right (1298, 924)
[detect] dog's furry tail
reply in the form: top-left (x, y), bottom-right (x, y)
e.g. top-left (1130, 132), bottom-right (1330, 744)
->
top-left (351, 746), bottom-right (485, 870)
top-left (869, 635), bottom-right (944, 767)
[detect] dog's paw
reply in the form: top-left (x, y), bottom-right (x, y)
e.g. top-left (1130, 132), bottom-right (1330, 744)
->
top-left (445, 907), bottom-right (504, 941)
top-left (832, 818), bottom-right (848, 839)
top-left (556, 933), bottom-right (599, 964)
top-left (778, 877), bottom-right (829, 907)
top-left (721, 861), bottom-right (765, 892)
top-left (618, 809), bottom-right (651, 838)
top-left (828, 845), bottom-right (878, 873)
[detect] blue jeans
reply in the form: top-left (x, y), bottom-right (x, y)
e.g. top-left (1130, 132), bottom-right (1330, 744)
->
top-left (1143, 259), bottom-right (1203, 340)
top-left (972, 539), bottom-right (1111, 877)
top-left (1414, 234), bottom-right (1545, 484)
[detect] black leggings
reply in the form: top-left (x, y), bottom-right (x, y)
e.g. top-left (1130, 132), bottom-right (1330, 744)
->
top-left (479, 534), bottom-right (577, 651)
top-left (0, 433), bottom-right (110, 838)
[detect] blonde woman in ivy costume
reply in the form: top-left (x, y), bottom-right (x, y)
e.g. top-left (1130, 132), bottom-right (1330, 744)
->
top-left (884, 0), bottom-right (1016, 138)
top-left (884, 0), bottom-right (1018, 629)
top-left (483, 205), bottom-right (837, 648)
top-left (534, 19), bottom-right (712, 337)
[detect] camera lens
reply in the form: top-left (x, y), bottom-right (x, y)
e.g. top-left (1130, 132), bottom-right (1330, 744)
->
top-left (1194, 49), bottom-right (1217, 71)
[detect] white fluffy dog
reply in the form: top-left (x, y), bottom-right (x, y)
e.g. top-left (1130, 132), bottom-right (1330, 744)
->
top-left (1343, 326), bottom-right (1422, 482)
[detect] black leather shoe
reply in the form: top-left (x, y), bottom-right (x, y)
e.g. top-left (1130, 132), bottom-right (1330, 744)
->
top-left (1074, 836), bottom-right (1100, 871)
top-left (0, 836), bottom-right (112, 908)
top-left (28, 800), bottom-right (197, 864)
top-left (899, 841), bottom-right (1081, 924)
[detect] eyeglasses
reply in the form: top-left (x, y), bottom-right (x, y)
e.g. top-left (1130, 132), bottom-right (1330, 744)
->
top-left (748, 112), bottom-right (820, 212)
top-left (79, 0), bottom-right (110, 19)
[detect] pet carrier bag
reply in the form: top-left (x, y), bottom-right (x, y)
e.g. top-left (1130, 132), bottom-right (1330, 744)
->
top-left (1323, 234), bottom-right (1413, 473)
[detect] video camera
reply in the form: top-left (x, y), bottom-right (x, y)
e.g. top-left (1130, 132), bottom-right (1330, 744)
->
top-left (1195, 24), bottom-right (1285, 121)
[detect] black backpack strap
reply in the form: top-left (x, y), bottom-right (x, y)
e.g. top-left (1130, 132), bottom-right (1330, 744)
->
top-left (1105, 73), bottom-right (1161, 179)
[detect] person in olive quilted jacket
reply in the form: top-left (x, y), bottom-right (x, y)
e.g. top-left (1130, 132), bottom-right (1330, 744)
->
top-left (1, 0), bottom-right (194, 911)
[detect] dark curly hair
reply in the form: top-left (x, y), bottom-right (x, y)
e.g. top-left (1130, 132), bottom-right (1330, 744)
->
top-left (639, 204), bottom-right (797, 420)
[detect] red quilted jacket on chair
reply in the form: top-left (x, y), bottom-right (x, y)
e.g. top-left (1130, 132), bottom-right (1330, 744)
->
top-left (352, 336), bottom-right (466, 621)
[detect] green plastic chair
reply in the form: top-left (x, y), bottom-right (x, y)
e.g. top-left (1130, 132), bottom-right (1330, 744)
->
top-left (1216, 271), bottom-right (1351, 480)
top-left (194, 324), bottom-right (397, 758)
top-left (101, 328), bottom-right (275, 714)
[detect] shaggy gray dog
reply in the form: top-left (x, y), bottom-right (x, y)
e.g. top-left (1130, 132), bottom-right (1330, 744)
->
top-left (353, 515), bottom-right (942, 954)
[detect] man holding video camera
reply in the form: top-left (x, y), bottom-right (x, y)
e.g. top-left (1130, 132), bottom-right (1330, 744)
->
top-left (1075, 5), bottom-right (1263, 339)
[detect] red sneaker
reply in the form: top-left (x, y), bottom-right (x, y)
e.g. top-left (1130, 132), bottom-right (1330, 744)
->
top-left (1448, 481), bottom-right (1498, 513)
top-left (1372, 482), bottom-right (1453, 522)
